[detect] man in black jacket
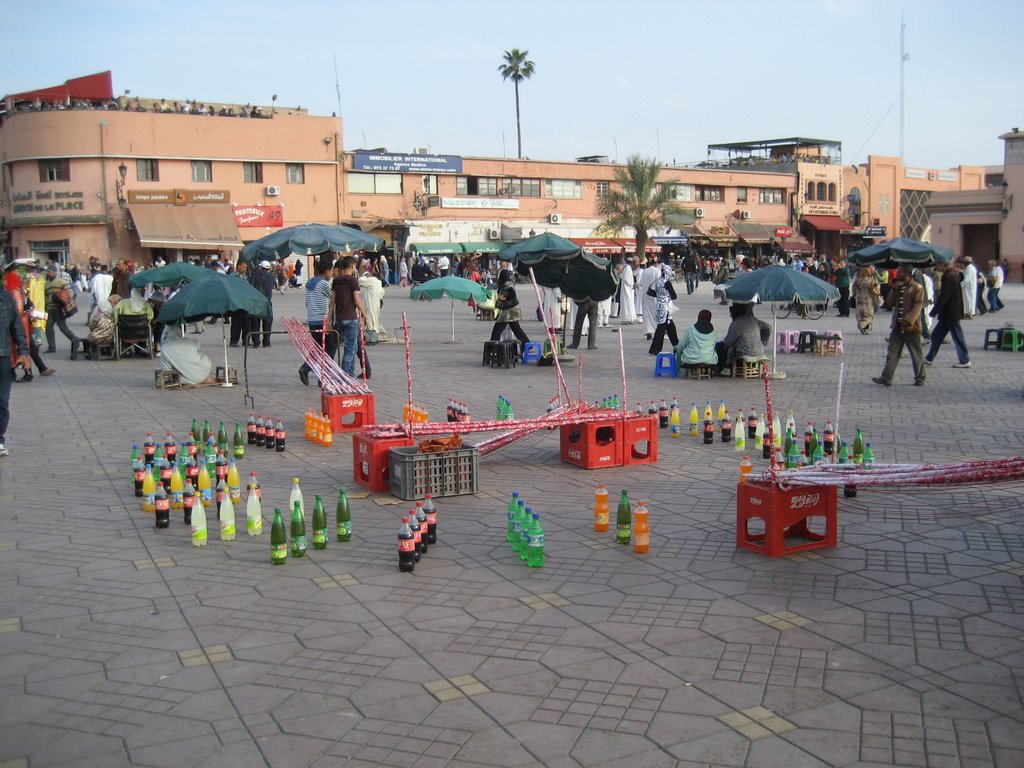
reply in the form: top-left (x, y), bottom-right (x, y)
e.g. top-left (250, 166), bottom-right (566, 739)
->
top-left (923, 260), bottom-right (971, 368)
top-left (248, 260), bottom-right (277, 348)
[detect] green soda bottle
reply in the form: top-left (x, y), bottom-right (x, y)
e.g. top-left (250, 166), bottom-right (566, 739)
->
top-left (336, 487), bottom-right (351, 542)
top-left (837, 441), bottom-right (850, 464)
top-left (616, 489), bottom-right (632, 545)
top-left (525, 512), bottom-right (544, 568)
top-left (201, 419), bottom-right (211, 447)
top-left (863, 442), bottom-right (875, 467)
top-left (232, 423), bottom-right (245, 459)
top-left (290, 501), bottom-right (307, 558)
top-left (217, 420), bottom-right (228, 452)
top-left (270, 508), bottom-right (287, 564)
top-left (190, 418), bottom-right (201, 444)
top-left (520, 506), bottom-right (532, 561)
top-left (311, 495), bottom-right (327, 549)
top-left (511, 499), bottom-right (527, 553)
top-left (853, 427), bottom-right (865, 465)
top-left (785, 441), bottom-right (800, 468)
top-left (506, 491), bottom-right (520, 541)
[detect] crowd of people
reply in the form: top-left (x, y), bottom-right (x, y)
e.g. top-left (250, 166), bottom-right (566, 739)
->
top-left (8, 96), bottom-right (278, 119)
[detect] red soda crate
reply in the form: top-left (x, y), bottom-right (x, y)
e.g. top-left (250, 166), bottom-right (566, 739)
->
top-left (559, 418), bottom-right (623, 470)
top-left (736, 481), bottom-right (838, 557)
top-left (623, 414), bottom-right (658, 465)
top-left (323, 392), bottom-right (376, 432)
top-left (352, 432), bottom-right (414, 492)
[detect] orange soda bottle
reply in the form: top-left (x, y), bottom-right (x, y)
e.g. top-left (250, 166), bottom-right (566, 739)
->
top-left (739, 456), bottom-right (752, 483)
top-left (593, 482), bottom-right (609, 532)
top-left (632, 501), bottom-right (650, 554)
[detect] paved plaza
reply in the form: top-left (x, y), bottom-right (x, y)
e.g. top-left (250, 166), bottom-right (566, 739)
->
top-left (1, 278), bottom-right (1023, 768)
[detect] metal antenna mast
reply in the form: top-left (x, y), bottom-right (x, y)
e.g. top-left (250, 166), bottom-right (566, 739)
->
top-left (900, 13), bottom-right (909, 163)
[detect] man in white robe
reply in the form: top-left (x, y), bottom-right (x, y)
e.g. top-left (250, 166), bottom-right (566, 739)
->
top-left (616, 261), bottom-right (637, 324)
top-left (359, 271), bottom-right (385, 337)
top-left (637, 260), bottom-right (661, 337)
top-left (960, 256), bottom-right (978, 319)
top-left (88, 264), bottom-right (113, 314)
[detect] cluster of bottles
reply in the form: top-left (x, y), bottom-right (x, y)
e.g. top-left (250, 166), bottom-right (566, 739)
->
top-left (403, 401), bottom-right (429, 423)
top-left (245, 413), bottom-right (287, 452)
top-left (593, 484), bottom-right (650, 554)
top-left (304, 410), bottom-right (334, 447)
top-left (396, 495), bottom-right (438, 572)
top-left (446, 400), bottom-right (471, 422)
top-left (271, 481), bottom-right (353, 564)
top-left (496, 395), bottom-right (515, 421)
top-left (778, 412), bottom-right (872, 469)
top-left (503, 492), bottom-right (545, 567)
top-left (131, 428), bottom-right (264, 544)
top-left (544, 396), bottom-right (564, 413)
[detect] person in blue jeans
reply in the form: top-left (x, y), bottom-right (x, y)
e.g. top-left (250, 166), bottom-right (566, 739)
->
top-left (924, 260), bottom-right (971, 369)
top-left (330, 256), bottom-right (370, 378)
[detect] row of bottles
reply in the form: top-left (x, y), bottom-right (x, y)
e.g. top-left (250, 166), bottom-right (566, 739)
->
top-left (594, 484), bottom-right (649, 554)
top-left (446, 399), bottom-right (471, 422)
top-left (397, 496), bottom-right (439, 572)
top-left (504, 492), bottom-right (545, 568)
top-left (403, 401), bottom-right (429, 424)
top-left (271, 485), bottom-right (354, 564)
top-left (244, 413), bottom-right (287, 451)
top-left (304, 410), bottom-right (334, 447)
top-left (189, 472), bottom-right (264, 545)
top-left (496, 395), bottom-right (514, 421)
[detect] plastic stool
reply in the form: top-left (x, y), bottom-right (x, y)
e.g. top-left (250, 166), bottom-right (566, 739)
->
top-left (983, 328), bottom-right (1004, 350)
top-left (69, 337), bottom-right (87, 361)
top-left (653, 353), bottom-right (678, 378)
top-left (733, 357), bottom-right (766, 379)
top-left (686, 364), bottom-right (715, 381)
top-left (776, 330), bottom-right (798, 354)
top-left (824, 330), bottom-right (844, 353)
top-left (1000, 328), bottom-right (1024, 351)
top-left (522, 341), bottom-right (543, 363)
top-left (797, 331), bottom-right (817, 353)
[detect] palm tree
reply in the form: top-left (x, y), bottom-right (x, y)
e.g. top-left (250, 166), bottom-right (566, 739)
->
top-left (498, 48), bottom-right (535, 159)
top-left (596, 155), bottom-right (682, 258)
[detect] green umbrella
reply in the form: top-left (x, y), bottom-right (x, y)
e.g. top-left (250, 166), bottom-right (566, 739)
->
top-left (500, 232), bottom-right (618, 301)
top-left (241, 223), bottom-right (384, 267)
top-left (129, 262), bottom-right (215, 288)
top-left (848, 237), bottom-right (954, 269)
top-left (410, 275), bottom-right (488, 342)
top-left (157, 274), bottom-right (271, 388)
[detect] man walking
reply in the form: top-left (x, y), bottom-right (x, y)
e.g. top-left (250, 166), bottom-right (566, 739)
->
top-left (43, 263), bottom-right (81, 353)
top-left (1, 285), bottom-right (33, 456)
top-left (681, 251), bottom-right (699, 295)
top-left (872, 265), bottom-right (926, 387)
top-left (298, 258), bottom-right (337, 385)
top-left (567, 297), bottom-right (599, 350)
top-left (833, 259), bottom-right (851, 317)
top-left (924, 260), bottom-right (971, 369)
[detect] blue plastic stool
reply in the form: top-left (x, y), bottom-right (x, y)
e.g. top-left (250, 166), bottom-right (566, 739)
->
top-left (653, 353), bottom-right (678, 378)
top-left (522, 341), bottom-right (543, 363)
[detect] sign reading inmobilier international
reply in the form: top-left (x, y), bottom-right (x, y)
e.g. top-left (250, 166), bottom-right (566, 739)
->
top-left (232, 204), bottom-right (284, 228)
top-left (353, 152), bottom-right (462, 174)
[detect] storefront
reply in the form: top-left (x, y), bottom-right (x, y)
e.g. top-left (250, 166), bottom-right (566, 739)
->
top-left (126, 189), bottom-right (243, 264)
top-left (801, 214), bottom-right (854, 259)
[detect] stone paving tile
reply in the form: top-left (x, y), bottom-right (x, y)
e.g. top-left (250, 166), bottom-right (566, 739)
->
top-left (2, 284), bottom-right (1024, 766)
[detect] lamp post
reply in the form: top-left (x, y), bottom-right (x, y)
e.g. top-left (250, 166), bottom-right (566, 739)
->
top-left (116, 162), bottom-right (128, 211)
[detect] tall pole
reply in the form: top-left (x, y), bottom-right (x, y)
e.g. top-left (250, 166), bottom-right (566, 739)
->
top-left (98, 120), bottom-right (111, 261)
top-left (899, 13), bottom-right (908, 164)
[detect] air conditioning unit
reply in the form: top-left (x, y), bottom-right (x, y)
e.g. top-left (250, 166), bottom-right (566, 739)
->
top-left (740, 210), bottom-right (751, 220)
top-left (487, 228), bottom-right (501, 240)
top-left (549, 213), bottom-right (562, 224)
top-left (265, 185), bottom-right (281, 196)
top-left (694, 207), bottom-right (705, 218)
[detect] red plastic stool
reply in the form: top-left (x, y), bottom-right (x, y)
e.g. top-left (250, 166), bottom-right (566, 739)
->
top-left (736, 481), bottom-right (837, 556)
top-left (352, 432), bottom-right (414, 492)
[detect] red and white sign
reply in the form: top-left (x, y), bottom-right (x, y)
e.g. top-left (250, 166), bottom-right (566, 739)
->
top-left (774, 227), bottom-right (794, 238)
top-left (232, 204), bottom-right (284, 228)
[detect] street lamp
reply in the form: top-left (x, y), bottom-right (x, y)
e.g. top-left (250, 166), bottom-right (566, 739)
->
top-left (116, 162), bottom-right (128, 211)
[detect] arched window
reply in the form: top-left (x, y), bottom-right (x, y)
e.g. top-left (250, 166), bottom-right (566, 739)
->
top-left (828, 183), bottom-right (837, 202)
top-left (816, 182), bottom-right (827, 201)
top-left (806, 181), bottom-right (815, 200)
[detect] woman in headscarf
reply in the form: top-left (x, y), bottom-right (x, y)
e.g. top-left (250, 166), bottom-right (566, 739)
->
top-left (647, 263), bottom-right (679, 354)
top-left (676, 309), bottom-right (718, 370)
top-left (114, 287), bottom-right (154, 320)
top-left (488, 266), bottom-right (531, 345)
top-left (83, 294), bottom-right (121, 359)
top-left (4, 270), bottom-right (54, 381)
top-left (853, 265), bottom-right (881, 335)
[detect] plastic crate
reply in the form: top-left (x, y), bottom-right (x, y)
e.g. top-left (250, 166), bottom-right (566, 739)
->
top-left (559, 418), bottom-right (623, 469)
top-left (389, 445), bottom-right (479, 500)
top-left (736, 481), bottom-right (837, 557)
top-left (353, 432), bottom-right (414, 492)
top-left (322, 392), bottom-right (376, 432)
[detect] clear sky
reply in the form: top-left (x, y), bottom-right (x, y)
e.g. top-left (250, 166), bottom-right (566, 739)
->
top-left (3, 0), bottom-right (1021, 170)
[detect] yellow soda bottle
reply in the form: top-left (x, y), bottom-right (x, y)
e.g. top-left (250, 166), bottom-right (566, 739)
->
top-left (169, 462), bottom-right (185, 510)
top-left (716, 399), bottom-right (726, 424)
top-left (142, 464), bottom-right (157, 512)
top-left (219, 496), bottom-right (236, 541)
top-left (191, 496), bottom-right (208, 547)
top-left (688, 402), bottom-right (699, 437)
top-left (704, 400), bottom-right (713, 422)
top-left (196, 462), bottom-right (212, 506)
top-left (227, 459), bottom-right (242, 504)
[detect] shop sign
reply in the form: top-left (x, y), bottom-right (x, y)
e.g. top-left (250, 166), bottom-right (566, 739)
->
top-left (441, 197), bottom-right (519, 209)
top-left (774, 227), bottom-right (794, 238)
top-left (865, 226), bottom-right (886, 237)
top-left (127, 189), bottom-right (231, 204)
top-left (11, 189), bottom-right (85, 214)
top-left (232, 204), bottom-right (284, 228)
top-left (353, 151), bottom-right (462, 174)
top-left (904, 168), bottom-right (927, 179)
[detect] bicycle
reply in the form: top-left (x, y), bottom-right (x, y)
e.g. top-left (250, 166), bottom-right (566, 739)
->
top-left (770, 298), bottom-right (828, 320)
